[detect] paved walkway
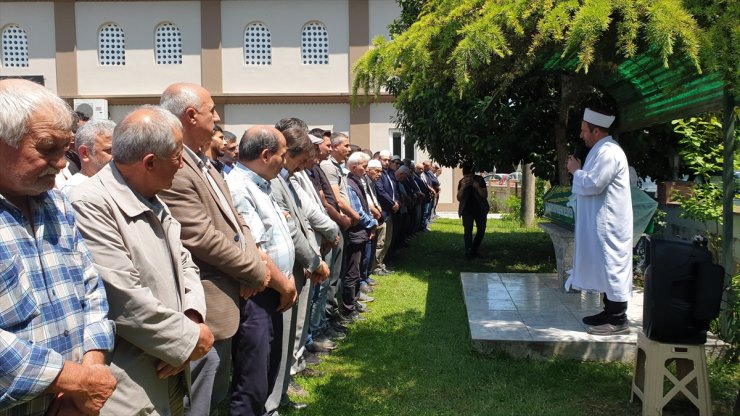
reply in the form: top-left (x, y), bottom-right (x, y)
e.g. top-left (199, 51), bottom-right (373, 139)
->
top-left (461, 272), bottom-right (645, 362)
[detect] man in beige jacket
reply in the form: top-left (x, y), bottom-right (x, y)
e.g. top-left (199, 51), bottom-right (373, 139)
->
top-left (69, 106), bottom-right (214, 415)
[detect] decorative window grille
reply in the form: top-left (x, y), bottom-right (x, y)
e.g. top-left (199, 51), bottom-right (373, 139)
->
top-left (155, 22), bottom-right (183, 65)
top-left (244, 22), bottom-right (271, 66)
top-left (301, 22), bottom-right (328, 65)
top-left (98, 23), bottom-right (125, 66)
top-left (1, 25), bottom-right (29, 67)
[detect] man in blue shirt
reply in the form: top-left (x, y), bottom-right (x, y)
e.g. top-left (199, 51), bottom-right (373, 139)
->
top-left (0, 79), bottom-right (116, 416)
top-left (225, 125), bottom-right (297, 416)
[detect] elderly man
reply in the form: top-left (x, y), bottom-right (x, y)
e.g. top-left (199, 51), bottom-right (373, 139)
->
top-left (373, 149), bottom-right (399, 275)
top-left (0, 79), bottom-right (116, 416)
top-left (159, 83), bottom-right (278, 415)
top-left (342, 152), bottom-right (378, 321)
top-left (60, 119), bottom-right (115, 193)
top-left (566, 107), bottom-right (633, 335)
top-left (225, 126), bottom-right (297, 416)
top-left (68, 106), bottom-right (214, 415)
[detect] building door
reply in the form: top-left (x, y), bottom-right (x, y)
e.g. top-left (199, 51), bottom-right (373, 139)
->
top-left (390, 129), bottom-right (415, 161)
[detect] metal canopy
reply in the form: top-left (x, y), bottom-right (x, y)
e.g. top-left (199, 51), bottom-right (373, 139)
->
top-left (542, 50), bottom-right (729, 131)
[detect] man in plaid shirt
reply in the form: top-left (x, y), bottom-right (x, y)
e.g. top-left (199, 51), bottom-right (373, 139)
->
top-left (0, 79), bottom-right (116, 416)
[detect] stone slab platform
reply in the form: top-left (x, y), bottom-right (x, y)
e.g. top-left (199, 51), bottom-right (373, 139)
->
top-left (462, 272), bottom-right (726, 362)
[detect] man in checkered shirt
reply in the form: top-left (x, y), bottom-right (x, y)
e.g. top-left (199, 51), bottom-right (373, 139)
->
top-left (0, 79), bottom-right (116, 416)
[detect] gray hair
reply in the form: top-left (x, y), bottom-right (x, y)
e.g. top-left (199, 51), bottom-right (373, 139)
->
top-left (0, 79), bottom-right (72, 148)
top-left (159, 83), bottom-right (202, 118)
top-left (330, 131), bottom-right (349, 147)
top-left (378, 149), bottom-right (391, 158)
top-left (75, 119), bottom-right (116, 154)
top-left (347, 150), bottom-right (370, 168)
top-left (239, 126), bottom-right (280, 161)
top-left (112, 105), bottom-right (182, 164)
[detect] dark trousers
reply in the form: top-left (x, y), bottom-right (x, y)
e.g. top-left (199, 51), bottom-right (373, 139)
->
top-left (230, 289), bottom-right (282, 416)
top-left (341, 242), bottom-right (364, 315)
top-left (361, 239), bottom-right (373, 282)
top-left (462, 213), bottom-right (487, 255)
top-left (603, 293), bottom-right (628, 325)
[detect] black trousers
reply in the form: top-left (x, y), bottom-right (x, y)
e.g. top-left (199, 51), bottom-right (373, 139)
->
top-left (462, 212), bottom-right (487, 254)
top-left (603, 293), bottom-right (628, 325)
top-left (341, 242), bottom-right (364, 315)
top-left (230, 289), bottom-right (282, 416)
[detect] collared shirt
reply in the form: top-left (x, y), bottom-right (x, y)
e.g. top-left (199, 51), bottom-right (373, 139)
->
top-left (225, 163), bottom-right (295, 277)
top-left (0, 191), bottom-right (114, 416)
top-left (320, 156), bottom-right (348, 200)
top-left (348, 186), bottom-right (377, 230)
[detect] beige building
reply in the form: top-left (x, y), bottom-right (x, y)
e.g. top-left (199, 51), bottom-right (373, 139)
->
top-left (0, 0), bottom-right (458, 210)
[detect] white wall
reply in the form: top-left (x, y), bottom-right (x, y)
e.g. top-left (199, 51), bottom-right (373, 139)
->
top-left (221, 0), bottom-right (349, 94)
top-left (0, 2), bottom-right (58, 92)
top-left (224, 103), bottom-right (349, 138)
top-left (75, 1), bottom-right (202, 96)
top-left (368, 0), bottom-right (400, 42)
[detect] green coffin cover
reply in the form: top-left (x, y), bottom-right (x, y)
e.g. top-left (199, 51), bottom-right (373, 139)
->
top-left (543, 186), bottom-right (658, 244)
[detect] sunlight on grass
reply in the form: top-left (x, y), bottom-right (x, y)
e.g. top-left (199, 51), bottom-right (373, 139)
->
top-left (265, 218), bottom-right (739, 416)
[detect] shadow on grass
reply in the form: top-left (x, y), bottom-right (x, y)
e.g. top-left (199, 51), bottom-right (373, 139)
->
top-left (278, 218), bottom-right (736, 416)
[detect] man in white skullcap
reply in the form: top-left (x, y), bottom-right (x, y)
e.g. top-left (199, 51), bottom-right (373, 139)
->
top-left (566, 107), bottom-right (633, 335)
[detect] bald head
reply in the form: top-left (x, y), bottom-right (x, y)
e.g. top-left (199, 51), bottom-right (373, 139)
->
top-left (113, 105), bottom-right (182, 164)
top-left (239, 126), bottom-right (283, 162)
top-left (239, 125), bottom-right (287, 180)
top-left (160, 82), bottom-right (220, 150)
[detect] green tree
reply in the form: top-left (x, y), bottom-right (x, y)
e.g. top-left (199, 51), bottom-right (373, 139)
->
top-left (353, 0), bottom-right (706, 180)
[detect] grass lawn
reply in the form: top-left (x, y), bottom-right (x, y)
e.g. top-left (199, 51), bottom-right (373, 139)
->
top-left (224, 218), bottom-right (740, 415)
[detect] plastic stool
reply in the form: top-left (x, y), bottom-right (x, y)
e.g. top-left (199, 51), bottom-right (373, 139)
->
top-left (631, 331), bottom-right (712, 415)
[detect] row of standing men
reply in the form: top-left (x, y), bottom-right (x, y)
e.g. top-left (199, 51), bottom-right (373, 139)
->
top-left (0, 78), bottom-right (440, 416)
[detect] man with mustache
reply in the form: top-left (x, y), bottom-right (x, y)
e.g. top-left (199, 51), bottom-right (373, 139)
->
top-left (0, 78), bottom-right (117, 416)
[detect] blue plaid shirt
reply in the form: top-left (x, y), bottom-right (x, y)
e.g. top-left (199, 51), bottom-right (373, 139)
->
top-left (0, 190), bottom-right (115, 416)
top-left (348, 186), bottom-right (378, 230)
top-left (225, 163), bottom-right (295, 277)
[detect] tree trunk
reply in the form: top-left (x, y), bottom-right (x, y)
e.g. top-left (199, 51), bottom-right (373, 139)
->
top-left (555, 75), bottom-right (572, 186)
top-left (520, 163), bottom-right (536, 227)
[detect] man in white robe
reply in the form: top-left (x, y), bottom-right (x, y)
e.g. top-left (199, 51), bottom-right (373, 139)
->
top-left (566, 107), bottom-right (633, 335)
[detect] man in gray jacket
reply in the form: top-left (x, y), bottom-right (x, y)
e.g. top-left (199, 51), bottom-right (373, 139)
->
top-left (69, 106), bottom-right (214, 415)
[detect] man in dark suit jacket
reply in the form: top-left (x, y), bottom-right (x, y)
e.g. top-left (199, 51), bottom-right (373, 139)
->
top-left (373, 150), bottom-right (399, 273)
top-left (159, 83), bottom-right (296, 415)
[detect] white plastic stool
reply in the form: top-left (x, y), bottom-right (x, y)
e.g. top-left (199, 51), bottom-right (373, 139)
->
top-left (631, 331), bottom-right (712, 415)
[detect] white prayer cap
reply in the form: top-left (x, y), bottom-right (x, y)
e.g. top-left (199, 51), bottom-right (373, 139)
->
top-left (367, 159), bottom-right (382, 169)
top-left (379, 149), bottom-right (391, 158)
top-left (308, 134), bottom-right (323, 145)
top-left (583, 108), bottom-right (615, 128)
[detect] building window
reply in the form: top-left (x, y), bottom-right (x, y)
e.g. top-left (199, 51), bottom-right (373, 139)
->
top-left (391, 129), bottom-right (415, 161)
top-left (98, 23), bottom-right (125, 66)
top-left (244, 22), bottom-right (271, 66)
top-left (155, 22), bottom-right (183, 65)
top-left (301, 22), bottom-right (328, 65)
top-left (1, 25), bottom-right (29, 68)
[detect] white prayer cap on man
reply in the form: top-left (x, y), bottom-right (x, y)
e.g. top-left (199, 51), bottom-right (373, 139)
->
top-left (309, 134), bottom-right (323, 145)
top-left (379, 149), bottom-right (391, 158)
top-left (368, 159), bottom-right (382, 169)
top-left (583, 108), bottom-right (615, 128)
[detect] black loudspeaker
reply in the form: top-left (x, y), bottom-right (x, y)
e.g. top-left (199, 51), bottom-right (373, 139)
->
top-left (643, 236), bottom-right (724, 344)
